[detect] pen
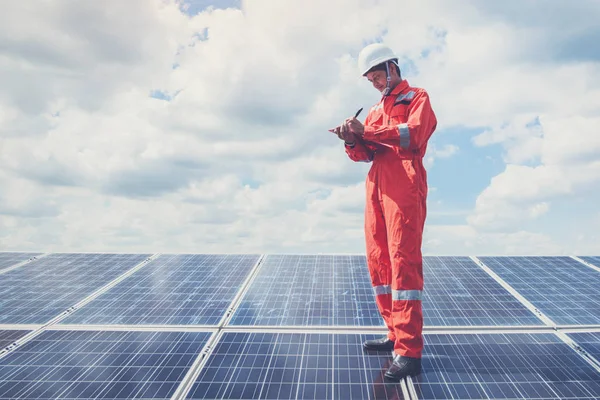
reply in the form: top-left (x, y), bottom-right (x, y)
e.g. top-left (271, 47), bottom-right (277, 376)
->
top-left (328, 108), bottom-right (364, 133)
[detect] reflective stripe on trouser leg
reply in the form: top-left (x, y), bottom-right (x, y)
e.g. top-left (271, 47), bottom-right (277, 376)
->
top-left (373, 285), bottom-right (394, 339)
top-left (373, 285), bottom-right (392, 296)
top-left (373, 287), bottom-right (394, 341)
top-left (392, 289), bottom-right (422, 300)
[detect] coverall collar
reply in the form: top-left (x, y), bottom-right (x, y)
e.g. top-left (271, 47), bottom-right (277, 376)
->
top-left (383, 79), bottom-right (409, 100)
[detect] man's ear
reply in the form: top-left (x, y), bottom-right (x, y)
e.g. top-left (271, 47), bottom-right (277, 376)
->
top-left (390, 61), bottom-right (400, 78)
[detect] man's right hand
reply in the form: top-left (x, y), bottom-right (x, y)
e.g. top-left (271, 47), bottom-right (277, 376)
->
top-left (331, 123), bottom-right (356, 145)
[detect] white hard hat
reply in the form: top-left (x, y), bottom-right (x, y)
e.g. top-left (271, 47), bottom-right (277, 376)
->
top-left (357, 43), bottom-right (398, 76)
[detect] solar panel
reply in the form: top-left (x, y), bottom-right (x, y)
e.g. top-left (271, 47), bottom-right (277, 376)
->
top-left (0, 330), bottom-right (30, 349)
top-left (332, 256), bottom-right (385, 326)
top-left (184, 332), bottom-right (409, 400)
top-left (423, 257), bottom-right (543, 326)
top-left (228, 255), bottom-right (384, 327)
top-left (566, 332), bottom-right (600, 365)
top-left (478, 256), bottom-right (600, 325)
top-left (579, 256), bottom-right (600, 268)
top-left (0, 253), bottom-right (150, 324)
top-left (413, 332), bottom-right (600, 399)
top-left (0, 252), bottom-right (42, 270)
top-left (60, 254), bottom-right (260, 326)
top-left (0, 329), bottom-right (212, 399)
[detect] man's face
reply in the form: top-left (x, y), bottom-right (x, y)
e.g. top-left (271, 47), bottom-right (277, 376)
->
top-left (366, 70), bottom-right (388, 93)
top-left (365, 63), bottom-right (400, 93)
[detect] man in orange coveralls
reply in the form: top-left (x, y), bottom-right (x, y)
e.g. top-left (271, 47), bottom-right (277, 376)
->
top-left (331, 43), bottom-right (437, 380)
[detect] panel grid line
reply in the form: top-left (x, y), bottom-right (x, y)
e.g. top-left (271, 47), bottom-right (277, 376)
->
top-left (330, 334), bottom-right (335, 400)
top-left (293, 332), bottom-right (307, 400)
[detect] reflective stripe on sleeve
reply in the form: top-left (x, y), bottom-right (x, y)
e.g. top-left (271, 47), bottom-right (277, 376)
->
top-left (398, 123), bottom-right (410, 149)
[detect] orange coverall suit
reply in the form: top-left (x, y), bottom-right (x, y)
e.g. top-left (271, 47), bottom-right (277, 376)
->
top-left (345, 79), bottom-right (437, 358)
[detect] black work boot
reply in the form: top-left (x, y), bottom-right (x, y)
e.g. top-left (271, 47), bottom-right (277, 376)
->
top-left (363, 336), bottom-right (395, 351)
top-left (384, 354), bottom-right (422, 380)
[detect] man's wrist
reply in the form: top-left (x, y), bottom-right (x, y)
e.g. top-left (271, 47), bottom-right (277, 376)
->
top-left (361, 126), bottom-right (374, 140)
top-left (344, 140), bottom-right (356, 148)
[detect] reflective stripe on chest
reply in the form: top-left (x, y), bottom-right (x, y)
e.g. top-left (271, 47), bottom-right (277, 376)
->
top-left (369, 89), bottom-right (415, 124)
top-left (394, 90), bottom-right (415, 105)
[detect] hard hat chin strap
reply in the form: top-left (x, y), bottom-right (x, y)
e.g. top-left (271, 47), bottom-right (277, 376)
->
top-left (382, 61), bottom-right (392, 96)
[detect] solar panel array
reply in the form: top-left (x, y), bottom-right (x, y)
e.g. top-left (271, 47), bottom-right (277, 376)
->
top-left (0, 252), bottom-right (598, 400)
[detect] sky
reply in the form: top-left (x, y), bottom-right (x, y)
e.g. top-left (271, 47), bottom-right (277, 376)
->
top-left (1, 0), bottom-right (599, 256)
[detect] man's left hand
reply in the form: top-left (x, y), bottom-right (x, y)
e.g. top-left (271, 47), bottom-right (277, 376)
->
top-left (343, 117), bottom-right (364, 136)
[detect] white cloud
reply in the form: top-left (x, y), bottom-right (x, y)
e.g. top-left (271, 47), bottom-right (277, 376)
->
top-left (425, 144), bottom-right (459, 168)
top-left (0, 0), bottom-right (194, 115)
top-left (528, 202), bottom-right (550, 219)
top-left (467, 162), bottom-right (600, 231)
top-left (424, 225), bottom-right (561, 256)
top-left (468, 113), bottom-right (600, 232)
top-left (540, 114), bottom-right (600, 165)
top-left (1, 0), bottom-right (599, 256)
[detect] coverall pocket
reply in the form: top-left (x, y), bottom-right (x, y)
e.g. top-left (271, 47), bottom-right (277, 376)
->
top-left (389, 105), bottom-right (409, 124)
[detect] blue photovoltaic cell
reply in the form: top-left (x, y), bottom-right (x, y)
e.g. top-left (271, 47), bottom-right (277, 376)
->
top-left (228, 255), bottom-right (384, 327)
top-left (478, 256), bottom-right (600, 325)
top-left (185, 332), bottom-right (408, 400)
top-left (413, 333), bottom-right (600, 399)
top-left (423, 257), bottom-right (542, 326)
top-left (579, 256), bottom-right (600, 268)
top-left (60, 254), bottom-right (260, 325)
top-left (0, 331), bottom-right (30, 350)
top-left (567, 332), bottom-right (600, 365)
top-left (0, 252), bottom-right (42, 270)
top-left (0, 330), bottom-right (211, 400)
top-left (0, 253), bottom-right (150, 324)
